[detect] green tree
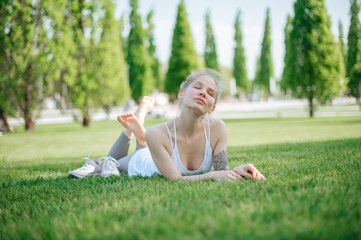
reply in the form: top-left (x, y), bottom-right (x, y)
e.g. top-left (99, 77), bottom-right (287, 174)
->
top-left (350, 54), bottom-right (361, 109)
top-left (290, 0), bottom-right (345, 117)
top-left (165, 0), bottom-right (199, 96)
top-left (94, 0), bottom-right (130, 113)
top-left (254, 8), bottom-right (273, 95)
top-left (126, 0), bottom-right (153, 101)
top-left (0, 0), bottom-right (51, 130)
top-left (233, 10), bottom-right (249, 91)
top-left (47, 0), bottom-right (77, 111)
top-left (204, 10), bottom-right (219, 71)
top-left (64, 0), bottom-right (103, 126)
top-left (347, 0), bottom-right (361, 102)
top-left (146, 9), bottom-right (161, 91)
top-left (338, 20), bottom-right (347, 68)
top-left (281, 15), bottom-right (294, 94)
top-left (119, 14), bottom-right (127, 59)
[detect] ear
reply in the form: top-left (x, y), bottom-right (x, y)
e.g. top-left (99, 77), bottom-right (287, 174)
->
top-left (178, 89), bottom-right (183, 99)
top-left (209, 105), bottom-right (216, 114)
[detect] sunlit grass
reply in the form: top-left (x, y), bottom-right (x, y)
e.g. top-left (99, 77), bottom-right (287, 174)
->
top-left (1, 116), bottom-right (360, 239)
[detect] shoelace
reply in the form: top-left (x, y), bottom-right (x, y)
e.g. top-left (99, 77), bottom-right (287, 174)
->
top-left (99, 156), bottom-right (120, 171)
top-left (79, 148), bottom-right (95, 170)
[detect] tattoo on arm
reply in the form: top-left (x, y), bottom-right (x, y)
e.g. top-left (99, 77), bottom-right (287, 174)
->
top-left (212, 150), bottom-right (229, 170)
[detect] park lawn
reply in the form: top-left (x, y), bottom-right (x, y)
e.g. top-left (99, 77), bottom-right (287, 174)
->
top-left (0, 116), bottom-right (360, 239)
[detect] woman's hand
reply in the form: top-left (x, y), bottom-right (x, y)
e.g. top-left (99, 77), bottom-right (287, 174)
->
top-left (233, 164), bottom-right (266, 180)
top-left (207, 170), bottom-right (244, 182)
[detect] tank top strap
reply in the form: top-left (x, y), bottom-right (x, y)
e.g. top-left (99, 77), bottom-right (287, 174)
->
top-left (200, 119), bottom-right (208, 142)
top-left (207, 114), bottom-right (211, 141)
top-left (173, 119), bottom-right (177, 148)
top-left (163, 122), bottom-right (173, 150)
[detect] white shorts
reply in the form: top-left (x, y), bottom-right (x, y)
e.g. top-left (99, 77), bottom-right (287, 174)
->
top-left (127, 148), bottom-right (161, 177)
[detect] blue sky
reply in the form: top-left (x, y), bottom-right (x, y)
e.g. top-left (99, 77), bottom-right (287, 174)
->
top-left (115, 0), bottom-right (349, 80)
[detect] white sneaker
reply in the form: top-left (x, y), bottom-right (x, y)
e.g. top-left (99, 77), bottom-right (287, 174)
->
top-left (99, 156), bottom-right (120, 178)
top-left (68, 157), bottom-right (101, 178)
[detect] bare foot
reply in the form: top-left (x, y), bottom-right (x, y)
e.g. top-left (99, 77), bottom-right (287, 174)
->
top-left (117, 113), bottom-right (146, 145)
top-left (117, 96), bottom-right (153, 138)
top-left (134, 96), bottom-right (154, 124)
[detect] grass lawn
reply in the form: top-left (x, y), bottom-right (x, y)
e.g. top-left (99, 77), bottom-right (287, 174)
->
top-left (1, 116), bottom-right (360, 239)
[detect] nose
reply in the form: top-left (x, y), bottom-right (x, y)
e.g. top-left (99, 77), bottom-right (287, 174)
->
top-left (199, 90), bottom-right (205, 97)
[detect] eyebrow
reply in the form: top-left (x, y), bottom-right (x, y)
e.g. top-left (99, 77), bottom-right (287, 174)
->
top-left (194, 81), bottom-right (216, 93)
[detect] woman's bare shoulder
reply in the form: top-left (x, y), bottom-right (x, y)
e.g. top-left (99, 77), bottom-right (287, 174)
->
top-left (146, 123), bottom-right (165, 136)
top-left (145, 121), bottom-right (173, 154)
top-left (208, 117), bottom-right (227, 145)
top-left (209, 117), bottom-right (227, 131)
top-left (145, 121), bottom-right (171, 143)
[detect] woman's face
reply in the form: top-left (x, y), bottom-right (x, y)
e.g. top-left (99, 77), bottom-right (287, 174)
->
top-left (179, 75), bottom-right (217, 114)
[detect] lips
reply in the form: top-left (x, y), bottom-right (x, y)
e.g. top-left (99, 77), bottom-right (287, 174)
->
top-left (194, 98), bottom-right (205, 105)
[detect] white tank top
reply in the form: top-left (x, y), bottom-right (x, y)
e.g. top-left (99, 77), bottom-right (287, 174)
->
top-left (163, 116), bottom-right (213, 175)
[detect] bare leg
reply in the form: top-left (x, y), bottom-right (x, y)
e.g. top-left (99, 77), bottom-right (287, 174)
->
top-left (118, 96), bottom-right (154, 138)
top-left (108, 96), bottom-right (154, 158)
top-left (134, 96), bottom-right (154, 124)
top-left (117, 113), bottom-right (146, 146)
top-left (114, 113), bottom-right (148, 173)
top-left (108, 97), bottom-right (154, 171)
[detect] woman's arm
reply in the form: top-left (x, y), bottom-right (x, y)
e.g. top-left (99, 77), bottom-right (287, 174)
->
top-left (146, 125), bottom-right (182, 180)
top-left (211, 119), bottom-right (229, 170)
top-left (211, 119), bottom-right (266, 181)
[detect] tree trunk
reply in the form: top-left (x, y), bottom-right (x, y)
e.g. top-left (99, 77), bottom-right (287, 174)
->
top-left (82, 107), bottom-right (90, 127)
top-left (24, 113), bottom-right (35, 130)
top-left (0, 112), bottom-right (14, 132)
top-left (308, 95), bottom-right (314, 118)
top-left (24, 77), bottom-right (35, 131)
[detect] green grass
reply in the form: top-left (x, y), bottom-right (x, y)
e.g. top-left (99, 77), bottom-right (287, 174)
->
top-left (1, 116), bottom-right (361, 239)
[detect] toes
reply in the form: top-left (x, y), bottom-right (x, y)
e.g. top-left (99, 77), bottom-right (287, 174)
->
top-left (142, 96), bottom-right (154, 104)
top-left (117, 115), bottom-right (123, 122)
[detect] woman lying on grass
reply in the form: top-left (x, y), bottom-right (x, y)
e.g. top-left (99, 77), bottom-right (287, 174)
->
top-left (69, 69), bottom-right (265, 182)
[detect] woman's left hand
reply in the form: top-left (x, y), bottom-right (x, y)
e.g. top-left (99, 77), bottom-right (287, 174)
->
top-left (232, 164), bottom-right (266, 180)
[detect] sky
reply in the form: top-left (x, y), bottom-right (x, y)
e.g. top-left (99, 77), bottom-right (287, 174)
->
top-left (115, 0), bottom-right (350, 80)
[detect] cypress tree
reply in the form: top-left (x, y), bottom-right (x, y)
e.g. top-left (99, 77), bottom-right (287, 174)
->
top-left (165, 0), bottom-right (199, 96)
top-left (350, 52), bottom-right (361, 109)
top-left (233, 10), bottom-right (249, 91)
top-left (127, 0), bottom-right (152, 101)
top-left (338, 20), bottom-right (346, 68)
top-left (281, 15), bottom-right (294, 94)
top-left (253, 56), bottom-right (261, 95)
top-left (254, 57), bottom-right (261, 83)
top-left (204, 10), bottom-right (219, 71)
top-left (119, 15), bottom-right (127, 59)
top-left (255, 8), bottom-right (273, 95)
top-left (346, 0), bottom-right (361, 102)
top-left (290, 0), bottom-right (345, 117)
top-left (146, 9), bottom-right (161, 91)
